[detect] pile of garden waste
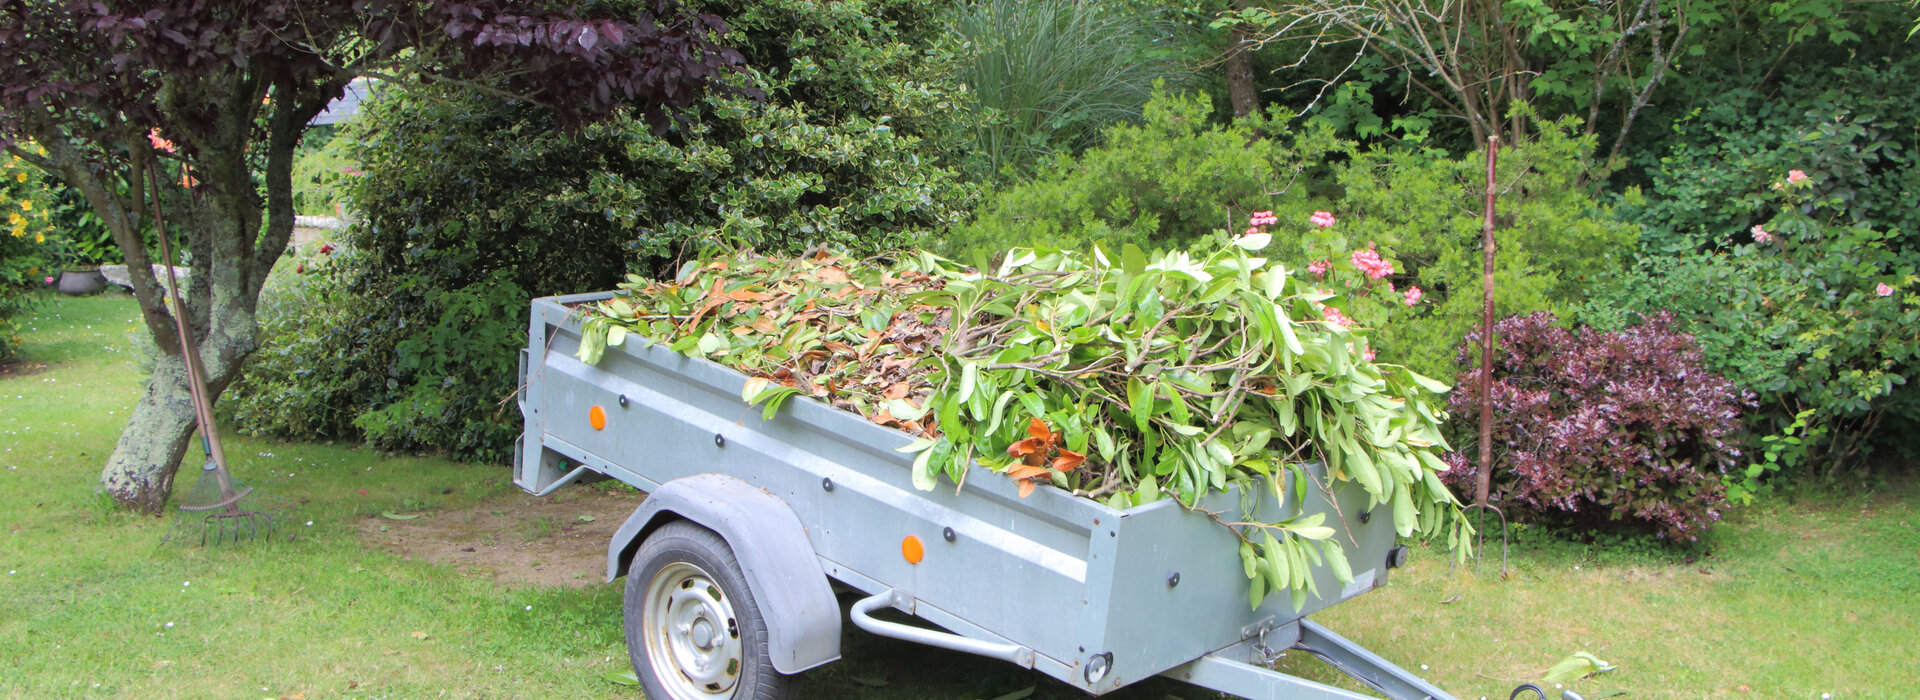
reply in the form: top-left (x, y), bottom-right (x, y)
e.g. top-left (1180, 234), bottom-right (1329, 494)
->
top-left (575, 238), bottom-right (1468, 608)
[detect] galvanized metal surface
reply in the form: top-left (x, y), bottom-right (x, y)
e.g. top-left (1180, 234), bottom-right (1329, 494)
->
top-left (605, 473), bottom-right (843, 674)
top-left (1291, 620), bottom-right (1456, 700)
top-left (850, 589), bottom-right (1037, 669)
top-left (520, 293), bottom-right (1445, 699)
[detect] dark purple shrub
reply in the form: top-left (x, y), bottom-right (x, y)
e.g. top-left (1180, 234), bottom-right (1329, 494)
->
top-left (1443, 312), bottom-right (1753, 540)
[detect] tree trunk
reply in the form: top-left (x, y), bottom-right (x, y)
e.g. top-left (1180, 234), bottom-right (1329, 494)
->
top-left (100, 355), bottom-right (198, 514)
top-left (1225, 10), bottom-right (1259, 120)
top-left (100, 323), bottom-right (252, 514)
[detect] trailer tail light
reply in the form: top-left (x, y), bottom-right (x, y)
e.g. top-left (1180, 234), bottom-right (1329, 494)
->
top-left (902, 535), bottom-right (924, 564)
top-left (589, 405), bottom-right (607, 430)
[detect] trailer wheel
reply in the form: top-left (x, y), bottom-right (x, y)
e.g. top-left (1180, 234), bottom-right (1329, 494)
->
top-left (624, 520), bottom-right (794, 700)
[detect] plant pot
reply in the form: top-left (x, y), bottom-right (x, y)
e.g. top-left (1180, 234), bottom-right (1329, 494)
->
top-left (57, 269), bottom-right (105, 296)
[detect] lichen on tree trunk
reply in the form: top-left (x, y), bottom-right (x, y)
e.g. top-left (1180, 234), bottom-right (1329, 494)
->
top-left (100, 355), bottom-right (200, 514)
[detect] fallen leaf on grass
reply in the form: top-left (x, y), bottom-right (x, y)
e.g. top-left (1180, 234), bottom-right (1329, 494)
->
top-left (379, 512), bottom-right (419, 521)
top-left (602, 671), bottom-right (639, 686)
top-left (1541, 651), bottom-right (1616, 684)
top-left (409, 631), bottom-right (430, 640)
top-left (576, 515), bottom-right (596, 523)
top-left (1439, 594), bottom-right (1462, 604)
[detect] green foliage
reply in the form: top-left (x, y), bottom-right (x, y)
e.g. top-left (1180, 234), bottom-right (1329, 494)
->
top-left (1623, 57), bottom-right (1920, 252)
top-left (943, 88), bottom-right (1346, 264)
top-left (950, 98), bottom-right (1630, 381)
top-left (576, 244), bottom-right (1469, 608)
top-left (290, 125), bottom-right (361, 217)
top-left (1316, 117), bottom-right (1636, 377)
top-left (1585, 182), bottom-right (1920, 477)
top-left (1, 149), bottom-right (55, 361)
top-left (232, 0), bottom-right (975, 460)
top-left (945, 0), bottom-right (1190, 178)
top-left (3, 148), bottom-right (56, 282)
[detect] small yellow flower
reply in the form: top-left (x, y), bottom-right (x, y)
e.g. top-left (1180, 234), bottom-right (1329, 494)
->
top-left (13, 172), bottom-right (24, 182)
top-left (7, 213), bottom-right (22, 226)
top-left (34, 233), bottom-right (45, 243)
top-left (17, 200), bottom-right (29, 211)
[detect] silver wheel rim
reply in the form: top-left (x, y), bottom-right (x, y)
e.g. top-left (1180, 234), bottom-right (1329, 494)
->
top-left (643, 561), bottom-right (744, 699)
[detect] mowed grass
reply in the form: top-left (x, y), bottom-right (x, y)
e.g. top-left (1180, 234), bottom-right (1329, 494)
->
top-left (3, 292), bottom-right (1917, 699)
top-left (0, 292), bottom-right (633, 699)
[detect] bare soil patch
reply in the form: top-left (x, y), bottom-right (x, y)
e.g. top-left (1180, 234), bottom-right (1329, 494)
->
top-left (358, 485), bottom-right (646, 588)
top-left (0, 359), bottom-right (55, 378)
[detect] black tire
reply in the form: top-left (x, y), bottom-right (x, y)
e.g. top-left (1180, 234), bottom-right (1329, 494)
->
top-left (623, 520), bottom-right (794, 700)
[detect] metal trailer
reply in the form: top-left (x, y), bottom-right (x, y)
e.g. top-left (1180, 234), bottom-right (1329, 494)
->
top-left (516, 292), bottom-right (1458, 700)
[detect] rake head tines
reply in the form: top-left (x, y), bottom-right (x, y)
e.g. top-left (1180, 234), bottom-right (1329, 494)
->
top-left (165, 462), bottom-right (282, 547)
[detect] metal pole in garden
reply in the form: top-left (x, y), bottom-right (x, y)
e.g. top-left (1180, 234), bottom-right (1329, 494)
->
top-left (1476, 136), bottom-right (1499, 509)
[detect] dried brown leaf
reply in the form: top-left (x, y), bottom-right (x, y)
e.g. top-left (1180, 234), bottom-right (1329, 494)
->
top-left (1009, 465), bottom-right (1050, 480)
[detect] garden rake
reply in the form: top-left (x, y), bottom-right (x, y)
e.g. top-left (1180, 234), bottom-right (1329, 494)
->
top-left (147, 164), bottom-right (278, 546)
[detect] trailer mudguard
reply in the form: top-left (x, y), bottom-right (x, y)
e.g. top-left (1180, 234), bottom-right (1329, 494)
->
top-left (606, 473), bottom-right (842, 674)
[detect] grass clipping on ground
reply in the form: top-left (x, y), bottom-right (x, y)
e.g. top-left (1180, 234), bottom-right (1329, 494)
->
top-left (575, 244), bottom-right (1469, 609)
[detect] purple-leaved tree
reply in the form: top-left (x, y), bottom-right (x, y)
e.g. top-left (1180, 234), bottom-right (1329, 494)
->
top-left (0, 0), bottom-right (746, 513)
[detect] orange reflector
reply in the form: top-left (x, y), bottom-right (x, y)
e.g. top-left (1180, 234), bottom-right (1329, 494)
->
top-left (901, 535), bottom-right (924, 565)
top-left (589, 405), bottom-right (607, 431)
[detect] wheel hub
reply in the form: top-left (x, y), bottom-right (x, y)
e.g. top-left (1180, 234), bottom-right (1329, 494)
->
top-left (644, 562), bottom-right (743, 698)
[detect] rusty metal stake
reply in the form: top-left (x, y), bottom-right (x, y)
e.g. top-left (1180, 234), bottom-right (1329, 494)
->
top-left (1462, 135), bottom-right (1510, 578)
top-left (1475, 135), bottom-right (1499, 510)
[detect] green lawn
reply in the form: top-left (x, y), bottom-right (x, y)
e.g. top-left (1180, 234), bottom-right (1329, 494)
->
top-left (2, 291), bottom-right (1915, 699)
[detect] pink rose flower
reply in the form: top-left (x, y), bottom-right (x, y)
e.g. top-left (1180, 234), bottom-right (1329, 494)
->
top-left (1403, 285), bottom-right (1423, 306)
top-left (1787, 170), bottom-right (1808, 183)
top-left (44, 276), bottom-right (54, 285)
top-left (1877, 282), bottom-right (1895, 297)
top-left (1309, 211), bottom-right (1337, 228)
top-left (1749, 225), bottom-right (1771, 244)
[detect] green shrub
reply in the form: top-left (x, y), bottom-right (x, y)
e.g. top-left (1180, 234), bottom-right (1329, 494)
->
top-left (942, 88), bottom-right (1346, 264)
top-left (949, 99), bottom-right (1632, 380)
top-left (1592, 58), bottom-right (1920, 480)
top-left (1582, 198), bottom-right (1920, 481)
top-left (3, 150), bottom-right (56, 361)
top-left (1298, 116), bottom-right (1636, 378)
top-left (231, 0), bottom-right (976, 461)
top-left (1622, 57), bottom-right (1920, 253)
